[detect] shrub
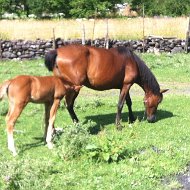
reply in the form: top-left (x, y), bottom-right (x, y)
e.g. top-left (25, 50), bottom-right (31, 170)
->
top-left (0, 157), bottom-right (57, 189)
top-left (55, 122), bottom-right (91, 160)
top-left (85, 131), bottom-right (129, 163)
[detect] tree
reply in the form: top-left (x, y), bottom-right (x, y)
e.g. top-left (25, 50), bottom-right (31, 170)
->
top-left (130, 0), bottom-right (190, 17)
top-left (27, 0), bottom-right (71, 18)
top-left (1, 0), bottom-right (189, 19)
top-left (164, 0), bottom-right (190, 16)
top-left (0, 0), bottom-right (12, 16)
top-left (69, 0), bottom-right (122, 18)
top-left (0, 0), bottom-right (71, 18)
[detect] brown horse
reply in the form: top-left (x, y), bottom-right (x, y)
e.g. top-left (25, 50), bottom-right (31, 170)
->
top-left (0, 75), bottom-right (81, 156)
top-left (45, 45), bottom-right (168, 128)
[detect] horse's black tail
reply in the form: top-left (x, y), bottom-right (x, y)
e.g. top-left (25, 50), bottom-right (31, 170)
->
top-left (44, 49), bottom-right (57, 71)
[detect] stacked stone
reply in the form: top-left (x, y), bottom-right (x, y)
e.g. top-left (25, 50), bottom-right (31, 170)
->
top-left (0, 37), bottom-right (187, 59)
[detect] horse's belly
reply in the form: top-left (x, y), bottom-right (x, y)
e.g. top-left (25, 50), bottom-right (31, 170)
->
top-left (86, 73), bottom-right (123, 90)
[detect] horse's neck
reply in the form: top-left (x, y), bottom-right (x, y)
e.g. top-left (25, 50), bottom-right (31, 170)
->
top-left (137, 81), bottom-right (153, 96)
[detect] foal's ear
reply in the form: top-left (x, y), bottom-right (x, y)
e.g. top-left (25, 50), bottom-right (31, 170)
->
top-left (160, 89), bottom-right (169, 94)
top-left (73, 85), bottom-right (82, 92)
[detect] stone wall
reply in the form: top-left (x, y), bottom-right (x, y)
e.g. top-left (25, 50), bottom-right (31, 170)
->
top-left (0, 36), bottom-right (187, 59)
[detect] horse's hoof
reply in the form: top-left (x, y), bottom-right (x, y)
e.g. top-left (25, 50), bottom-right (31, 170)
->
top-left (129, 116), bottom-right (136, 123)
top-left (129, 119), bottom-right (136, 124)
top-left (116, 124), bottom-right (124, 131)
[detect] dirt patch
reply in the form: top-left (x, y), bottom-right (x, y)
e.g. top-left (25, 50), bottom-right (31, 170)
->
top-left (79, 82), bottom-right (190, 99)
top-left (160, 82), bottom-right (190, 95)
top-left (162, 166), bottom-right (190, 190)
top-left (177, 167), bottom-right (190, 190)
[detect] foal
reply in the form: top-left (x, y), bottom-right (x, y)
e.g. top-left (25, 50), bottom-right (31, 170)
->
top-left (0, 75), bottom-right (81, 156)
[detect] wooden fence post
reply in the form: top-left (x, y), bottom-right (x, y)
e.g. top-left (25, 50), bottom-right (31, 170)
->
top-left (91, 8), bottom-right (97, 46)
top-left (52, 28), bottom-right (56, 49)
top-left (185, 15), bottom-right (190, 53)
top-left (142, 4), bottom-right (145, 53)
top-left (0, 41), bottom-right (2, 59)
top-left (82, 23), bottom-right (85, 45)
top-left (104, 19), bottom-right (109, 49)
top-left (91, 19), bottom-right (96, 46)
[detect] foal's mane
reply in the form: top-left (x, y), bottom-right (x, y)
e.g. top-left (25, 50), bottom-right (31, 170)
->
top-left (117, 46), bottom-right (160, 95)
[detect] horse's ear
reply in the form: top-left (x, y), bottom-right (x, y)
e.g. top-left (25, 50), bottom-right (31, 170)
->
top-left (160, 89), bottom-right (169, 94)
top-left (73, 85), bottom-right (82, 92)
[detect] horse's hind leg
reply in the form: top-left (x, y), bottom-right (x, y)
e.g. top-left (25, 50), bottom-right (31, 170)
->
top-left (5, 101), bottom-right (14, 123)
top-left (116, 84), bottom-right (131, 130)
top-left (126, 92), bottom-right (135, 123)
top-left (46, 99), bottom-right (60, 149)
top-left (6, 102), bottom-right (24, 156)
top-left (65, 91), bottom-right (79, 123)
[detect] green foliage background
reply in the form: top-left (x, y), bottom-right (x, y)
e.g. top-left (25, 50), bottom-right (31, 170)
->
top-left (0, 0), bottom-right (190, 18)
top-left (131, 0), bottom-right (190, 17)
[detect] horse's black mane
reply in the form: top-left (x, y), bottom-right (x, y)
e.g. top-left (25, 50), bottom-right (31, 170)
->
top-left (117, 46), bottom-right (160, 95)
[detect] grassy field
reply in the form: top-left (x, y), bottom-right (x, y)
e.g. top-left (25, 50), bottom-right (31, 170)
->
top-left (0, 17), bottom-right (189, 40)
top-left (0, 53), bottom-right (190, 189)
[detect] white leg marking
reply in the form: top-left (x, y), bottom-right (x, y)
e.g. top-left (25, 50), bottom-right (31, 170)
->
top-left (8, 133), bottom-right (17, 156)
top-left (46, 124), bottom-right (54, 149)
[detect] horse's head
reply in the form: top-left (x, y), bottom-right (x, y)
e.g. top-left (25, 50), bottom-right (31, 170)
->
top-left (144, 89), bottom-right (168, 122)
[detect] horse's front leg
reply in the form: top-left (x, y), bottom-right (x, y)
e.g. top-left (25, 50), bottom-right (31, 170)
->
top-left (126, 92), bottom-right (135, 123)
top-left (46, 99), bottom-right (60, 149)
top-left (65, 91), bottom-right (79, 123)
top-left (44, 102), bottom-right (51, 140)
top-left (116, 84), bottom-right (131, 130)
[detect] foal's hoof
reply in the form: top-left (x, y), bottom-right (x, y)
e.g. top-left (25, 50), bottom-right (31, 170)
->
top-left (47, 142), bottom-right (54, 149)
top-left (12, 152), bottom-right (18, 157)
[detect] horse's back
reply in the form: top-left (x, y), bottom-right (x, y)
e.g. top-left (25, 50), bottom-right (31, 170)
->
top-left (8, 75), bottom-right (55, 103)
top-left (55, 45), bottom-right (135, 90)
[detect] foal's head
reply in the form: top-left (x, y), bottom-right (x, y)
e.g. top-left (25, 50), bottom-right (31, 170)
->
top-left (144, 89), bottom-right (168, 122)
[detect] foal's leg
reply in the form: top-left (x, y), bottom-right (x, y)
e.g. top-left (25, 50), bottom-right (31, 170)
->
top-left (115, 84), bottom-right (131, 130)
top-left (6, 102), bottom-right (24, 156)
top-left (126, 92), bottom-right (135, 123)
top-left (65, 91), bottom-right (79, 123)
top-left (46, 99), bottom-right (60, 149)
top-left (44, 103), bottom-right (51, 140)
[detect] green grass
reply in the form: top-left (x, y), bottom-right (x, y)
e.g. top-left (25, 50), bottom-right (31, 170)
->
top-left (0, 53), bottom-right (190, 190)
top-left (141, 53), bottom-right (190, 82)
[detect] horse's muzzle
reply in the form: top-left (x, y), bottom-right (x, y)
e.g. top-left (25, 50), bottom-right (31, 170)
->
top-left (147, 115), bottom-right (156, 123)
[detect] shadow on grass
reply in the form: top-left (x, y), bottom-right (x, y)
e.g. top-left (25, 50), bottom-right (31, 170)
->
top-left (84, 109), bottom-right (174, 134)
top-left (19, 137), bottom-right (45, 154)
top-left (19, 110), bottom-right (173, 154)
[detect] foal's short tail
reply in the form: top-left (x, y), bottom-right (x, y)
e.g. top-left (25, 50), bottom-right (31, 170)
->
top-left (44, 49), bottom-right (57, 71)
top-left (0, 80), bottom-right (11, 101)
